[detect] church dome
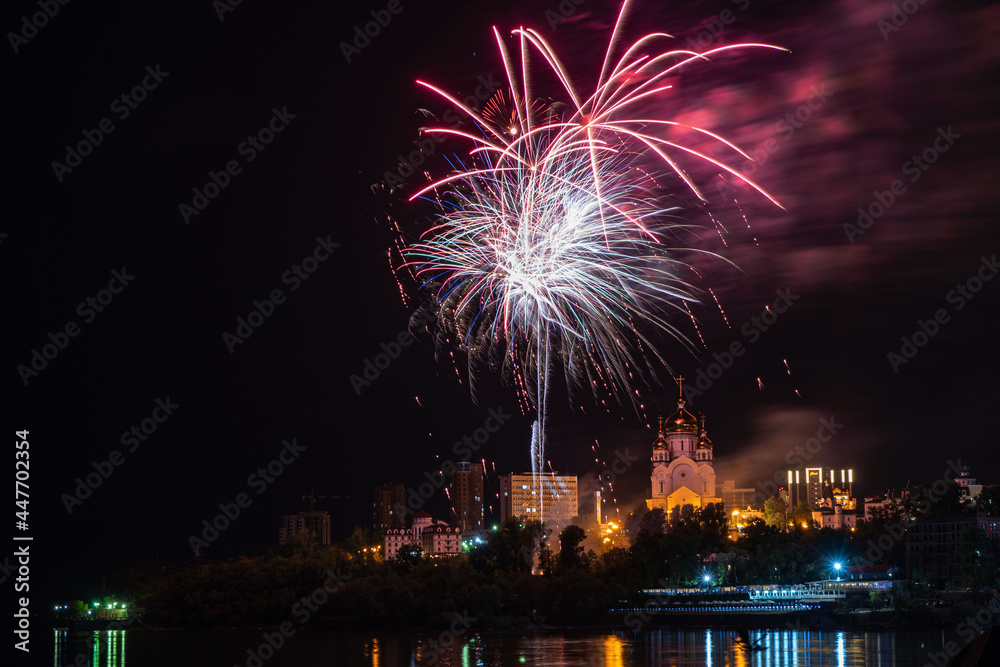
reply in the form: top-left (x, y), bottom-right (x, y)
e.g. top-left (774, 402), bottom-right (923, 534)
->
top-left (652, 417), bottom-right (669, 449)
top-left (664, 399), bottom-right (699, 433)
top-left (697, 417), bottom-right (712, 448)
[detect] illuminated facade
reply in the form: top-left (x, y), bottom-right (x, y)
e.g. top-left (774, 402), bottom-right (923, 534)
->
top-left (954, 466), bottom-right (984, 503)
top-left (647, 379), bottom-right (720, 514)
top-left (786, 467), bottom-right (855, 509)
top-left (384, 511), bottom-right (462, 560)
top-left (421, 523), bottom-right (463, 557)
top-left (500, 473), bottom-right (578, 526)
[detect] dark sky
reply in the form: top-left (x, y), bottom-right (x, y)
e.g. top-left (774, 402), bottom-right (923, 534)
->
top-left (6, 0), bottom-right (998, 603)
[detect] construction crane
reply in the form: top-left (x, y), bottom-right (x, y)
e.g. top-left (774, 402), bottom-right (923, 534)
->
top-left (301, 491), bottom-right (347, 513)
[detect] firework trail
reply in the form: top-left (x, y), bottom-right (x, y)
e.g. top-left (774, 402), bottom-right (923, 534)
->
top-left (402, 0), bottom-right (784, 522)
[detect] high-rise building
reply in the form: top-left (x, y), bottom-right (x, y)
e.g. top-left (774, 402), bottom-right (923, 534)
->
top-left (449, 462), bottom-right (484, 533)
top-left (786, 467), bottom-right (855, 508)
top-left (279, 511), bottom-right (331, 545)
top-left (373, 483), bottom-right (406, 533)
top-left (647, 379), bottom-right (720, 514)
top-left (906, 512), bottom-right (1000, 586)
top-left (500, 473), bottom-right (578, 526)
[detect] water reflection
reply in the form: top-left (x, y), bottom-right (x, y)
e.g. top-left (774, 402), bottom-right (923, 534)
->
top-left (52, 630), bottom-right (127, 667)
top-left (44, 626), bottom-right (943, 666)
top-left (407, 627), bottom-right (930, 666)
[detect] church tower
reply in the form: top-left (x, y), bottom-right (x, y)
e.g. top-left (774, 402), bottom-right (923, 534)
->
top-left (647, 377), bottom-right (720, 513)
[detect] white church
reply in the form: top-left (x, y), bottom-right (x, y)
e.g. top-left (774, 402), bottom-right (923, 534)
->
top-left (647, 378), bottom-right (720, 513)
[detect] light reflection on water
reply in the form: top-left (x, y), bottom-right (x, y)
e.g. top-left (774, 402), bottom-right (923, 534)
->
top-left (53, 630), bottom-right (127, 667)
top-left (426, 629), bottom-right (929, 666)
top-left (47, 627), bottom-right (944, 666)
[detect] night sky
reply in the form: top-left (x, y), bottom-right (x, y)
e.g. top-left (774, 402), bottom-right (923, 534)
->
top-left (7, 0), bottom-right (998, 604)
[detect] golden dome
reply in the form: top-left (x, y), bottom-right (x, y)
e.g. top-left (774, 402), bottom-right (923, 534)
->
top-left (664, 399), bottom-right (699, 433)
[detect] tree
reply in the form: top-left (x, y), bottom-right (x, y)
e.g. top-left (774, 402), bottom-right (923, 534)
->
top-left (483, 517), bottom-right (547, 573)
top-left (396, 543), bottom-right (423, 565)
top-left (343, 526), bottom-right (380, 557)
top-left (697, 502), bottom-right (729, 552)
top-left (625, 506), bottom-right (666, 542)
top-left (790, 501), bottom-right (814, 529)
top-left (69, 600), bottom-right (88, 619)
top-left (975, 486), bottom-right (1000, 517)
top-left (957, 525), bottom-right (988, 586)
top-left (559, 525), bottom-right (587, 570)
top-left (763, 496), bottom-right (788, 529)
top-left (916, 481), bottom-right (966, 516)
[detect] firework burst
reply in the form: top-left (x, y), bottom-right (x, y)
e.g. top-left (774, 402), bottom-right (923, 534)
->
top-left (400, 0), bottom-right (784, 520)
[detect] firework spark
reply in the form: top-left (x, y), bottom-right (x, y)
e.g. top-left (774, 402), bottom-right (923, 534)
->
top-left (401, 0), bottom-right (784, 520)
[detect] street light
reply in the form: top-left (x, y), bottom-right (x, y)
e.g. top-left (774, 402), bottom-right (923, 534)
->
top-left (832, 561), bottom-right (843, 581)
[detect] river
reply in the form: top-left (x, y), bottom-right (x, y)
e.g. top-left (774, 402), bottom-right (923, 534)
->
top-left (43, 626), bottom-right (962, 666)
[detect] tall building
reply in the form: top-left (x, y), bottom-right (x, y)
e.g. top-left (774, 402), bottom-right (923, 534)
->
top-left (279, 511), bottom-right (331, 545)
top-left (373, 483), bottom-right (406, 533)
top-left (786, 467), bottom-right (855, 508)
top-left (906, 512), bottom-right (1000, 586)
top-left (449, 462), bottom-right (484, 533)
top-left (647, 379), bottom-right (720, 514)
top-left (500, 473), bottom-right (578, 526)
